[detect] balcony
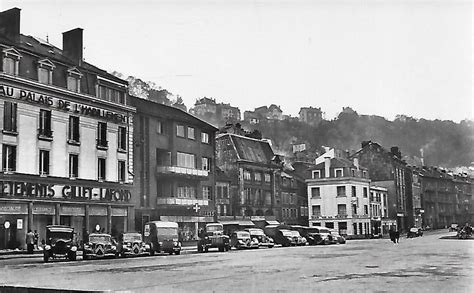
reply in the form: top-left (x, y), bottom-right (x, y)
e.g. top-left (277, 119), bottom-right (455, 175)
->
top-left (156, 197), bottom-right (209, 206)
top-left (156, 166), bottom-right (209, 178)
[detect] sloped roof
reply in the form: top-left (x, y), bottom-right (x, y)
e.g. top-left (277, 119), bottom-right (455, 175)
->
top-left (310, 157), bottom-right (367, 171)
top-left (227, 134), bottom-right (276, 164)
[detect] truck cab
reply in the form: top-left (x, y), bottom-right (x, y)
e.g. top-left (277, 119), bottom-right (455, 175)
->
top-left (197, 223), bottom-right (230, 252)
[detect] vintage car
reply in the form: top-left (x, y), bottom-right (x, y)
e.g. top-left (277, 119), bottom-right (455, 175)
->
top-left (303, 226), bottom-right (333, 245)
top-left (264, 225), bottom-right (294, 247)
top-left (289, 230), bottom-right (307, 246)
top-left (246, 228), bottom-right (274, 248)
top-left (144, 221), bottom-right (181, 255)
top-left (329, 229), bottom-right (346, 244)
top-left (83, 233), bottom-right (117, 260)
top-left (43, 225), bottom-right (78, 262)
top-left (230, 231), bottom-right (259, 249)
top-left (449, 223), bottom-right (459, 232)
top-left (280, 229), bottom-right (297, 246)
top-left (407, 227), bottom-right (423, 238)
top-left (197, 223), bottom-right (230, 252)
top-left (117, 232), bottom-right (151, 257)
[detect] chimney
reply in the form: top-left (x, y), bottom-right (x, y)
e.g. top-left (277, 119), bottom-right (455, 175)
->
top-left (324, 157), bottom-right (331, 178)
top-left (353, 158), bottom-right (359, 171)
top-left (0, 8), bottom-right (21, 42)
top-left (390, 146), bottom-right (401, 159)
top-left (63, 28), bottom-right (83, 65)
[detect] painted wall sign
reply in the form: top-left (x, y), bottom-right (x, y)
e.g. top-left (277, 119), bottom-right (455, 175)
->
top-left (0, 85), bottom-right (128, 124)
top-left (111, 208), bottom-right (128, 217)
top-left (0, 204), bottom-right (28, 214)
top-left (0, 180), bottom-right (131, 203)
top-left (89, 206), bottom-right (107, 216)
top-left (60, 206), bottom-right (85, 216)
top-left (32, 205), bottom-right (56, 215)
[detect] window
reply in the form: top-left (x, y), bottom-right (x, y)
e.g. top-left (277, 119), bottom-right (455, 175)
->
top-left (118, 160), bottom-right (126, 182)
top-left (69, 154), bottom-right (78, 178)
top-left (243, 170), bottom-right (251, 180)
top-left (38, 109), bottom-right (52, 138)
top-left (177, 152), bottom-right (195, 168)
top-left (351, 169), bottom-right (355, 177)
top-left (311, 187), bottom-right (320, 198)
top-left (39, 150), bottom-right (50, 175)
top-left (176, 125), bottom-right (185, 137)
top-left (363, 187), bottom-right (368, 198)
top-left (2, 145), bottom-right (16, 172)
top-left (37, 59), bottom-right (54, 85)
top-left (3, 48), bottom-right (21, 75)
top-left (156, 121), bottom-right (166, 134)
top-left (289, 193), bottom-right (295, 204)
top-left (3, 101), bottom-right (17, 133)
top-left (201, 132), bottom-right (209, 143)
top-left (351, 186), bottom-right (356, 197)
top-left (203, 186), bottom-right (212, 200)
top-left (364, 205), bottom-right (369, 215)
top-left (362, 171), bottom-right (367, 178)
top-left (264, 173), bottom-right (271, 182)
top-left (177, 185), bottom-right (196, 198)
top-left (118, 126), bottom-right (127, 151)
top-left (352, 204), bottom-right (357, 215)
top-left (337, 186), bottom-right (346, 197)
top-left (312, 170), bottom-right (320, 179)
top-left (156, 149), bottom-right (171, 166)
top-left (255, 172), bottom-right (262, 182)
top-left (202, 157), bottom-right (211, 171)
top-left (97, 84), bottom-right (126, 104)
top-left (337, 204), bottom-right (347, 216)
top-left (67, 67), bottom-right (82, 93)
top-left (97, 122), bottom-right (108, 148)
top-left (98, 158), bottom-right (106, 180)
top-left (335, 168), bottom-right (343, 178)
top-left (68, 116), bottom-right (80, 143)
top-left (187, 127), bottom-right (195, 139)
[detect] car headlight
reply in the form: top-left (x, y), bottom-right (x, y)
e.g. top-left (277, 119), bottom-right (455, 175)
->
top-left (158, 242), bottom-right (163, 246)
top-left (45, 245), bottom-right (51, 250)
top-left (144, 244), bottom-right (150, 249)
top-left (111, 245), bottom-right (117, 250)
top-left (71, 246), bottom-right (77, 252)
top-left (204, 237), bottom-right (208, 240)
top-left (173, 241), bottom-right (178, 246)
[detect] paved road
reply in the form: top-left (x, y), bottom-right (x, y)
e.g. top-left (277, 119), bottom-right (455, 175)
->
top-left (0, 231), bottom-right (472, 292)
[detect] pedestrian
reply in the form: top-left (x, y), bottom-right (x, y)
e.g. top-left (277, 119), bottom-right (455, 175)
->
top-left (34, 230), bottom-right (39, 250)
top-left (395, 230), bottom-right (400, 244)
top-left (26, 230), bottom-right (35, 254)
top-left (389, 228), bottom-right (396, 244)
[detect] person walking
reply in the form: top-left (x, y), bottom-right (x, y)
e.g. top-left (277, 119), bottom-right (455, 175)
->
top-left (395, 229), bottom-right (400, 244)
top-left (34, 230), bottom-right (39, 250)
top-left (26, 230), bottom-right (35, 254)
top-left (389, 227), bottom-right (396, 244)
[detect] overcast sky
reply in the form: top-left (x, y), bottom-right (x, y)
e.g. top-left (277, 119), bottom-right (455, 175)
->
top-left (2, 0), bottom-right (472, 121)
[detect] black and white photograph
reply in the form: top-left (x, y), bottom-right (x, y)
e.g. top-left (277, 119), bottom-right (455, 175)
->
top-left (0, 0), bottom-right (472, 292)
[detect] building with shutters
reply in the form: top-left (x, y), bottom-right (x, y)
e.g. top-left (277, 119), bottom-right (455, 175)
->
top-left (0, 8), bottom-right (135, 249)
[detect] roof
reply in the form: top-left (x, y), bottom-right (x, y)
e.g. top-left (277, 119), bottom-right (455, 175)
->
top-left (351, 141), bottom-right (406, 164)
top-left (46, 225), bottom-right (74, 233)
top-left (309, 157), bottom-right (368, 171)
top-left (220, 220), bottom-right (255, 226)
top-left (146, 221), bottom-right (179, 228)
top-left (224, 133), bottom-right (276, 164)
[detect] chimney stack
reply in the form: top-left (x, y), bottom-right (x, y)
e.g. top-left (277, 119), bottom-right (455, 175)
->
top-left (324, 157), bottom-right (331, 178)
top-left (0, 8), bottom-right (21, 42)
top-left (63, 28), bottom-right (83, 65)
top-left (353, 158), bottom-right (359, 171)
top-left (390, 146), bottom-right (401, 159)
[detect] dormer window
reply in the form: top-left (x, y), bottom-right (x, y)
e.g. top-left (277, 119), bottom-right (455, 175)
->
top-left (37, 58), bottom-right (55, 85)
top-left (312, 170), bottom-right (321, 179)
top-left (67, 67), bottom-right (82, 93)
top-left (335, 168), bottom-right (343, 178)
top-left (2, 47), bottom-right (21, 76)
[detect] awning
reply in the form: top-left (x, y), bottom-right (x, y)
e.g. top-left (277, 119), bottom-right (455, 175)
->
top-left (266, 220), bottom-right (280, 225)
top-left (220, 220), bottom-right (255, 227)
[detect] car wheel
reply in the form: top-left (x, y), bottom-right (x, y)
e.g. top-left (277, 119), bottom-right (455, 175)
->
top-left (168, 251), bottom-right (173, 255)
top-left (83, 254), bottom-right (89, 261)
top-left (68, 252), bottom-right (76, 261)
top-left (269, 245), bottom-right (274, 248)
top-left (219, 245), bottom-right (225, 252)
top-left (197, 244), bottom-right (203, 253)
top-left (43, 252), bottom-right (49, 263)
top-left (204, 246), bottom-right (209, 253)
top-left (175, 250), bottom-right (181, 255)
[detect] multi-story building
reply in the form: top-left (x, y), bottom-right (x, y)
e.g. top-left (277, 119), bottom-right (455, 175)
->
top-left (190, 97), bottom-right (241, 126)
top-left (131, 96), bottom-right (218, 240)
top-left (216, 128), bottom-right (283, 224)
top-left (350, 141), bottom-right (410, 231)
top-left (279, 171), bottom-right (299, 225)
top-left (298, 107), bottom-right (323, 126)
top-left (0, 8), bottom-right (135, 249)
top-left (243, 104), bottom-right (284, 124)
top-left (369, 186), bottom-right (394, 236)
top-left (306, 156), bottom-right (371, 237)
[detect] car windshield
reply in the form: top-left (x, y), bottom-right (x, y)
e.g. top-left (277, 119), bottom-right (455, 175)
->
top-left (89, 235), bottom-right (111, 243)
top-left (319, 228), bottom-right (330, 234)
top-left (281, 230), bottom-right (293, 237)
top-left (158, 228), bottom-right (178, 237)
top-left (207, 224), bottom-right (223, 232)
top-left (291, 231), bottom-right (301, 237)
top-left (248, 229), bottom-right (264, 236)
top-left (49, 232), bottom-right (72, 240)
top-left (306, 228), bottom-right (319, 234)
top-left (237, 232), bottom-right (250, 238)
top-left (123, 234), bottom-right (142, 242)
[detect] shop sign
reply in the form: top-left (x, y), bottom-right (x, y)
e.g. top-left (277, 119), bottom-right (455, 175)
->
top-left (111, 208), bottom-right (127, 217)
top-left (89, 206), bottom-right (107, 216)
top-left (61, 206), bottom-right (85, 216)
top-left (0, 85), bottom-right (128, 124)
top-left (0, 204), bottom-right (27, 214)
top-left (17, 219), bottom-right (23, 230)
top-left (32, 205), bottom-right (55, 215)
top-left (0, 180), bottom-right (131, 203)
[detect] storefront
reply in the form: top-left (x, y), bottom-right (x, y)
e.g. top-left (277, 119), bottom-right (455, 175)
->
top-left (0, 177), bottom-right (133, 250)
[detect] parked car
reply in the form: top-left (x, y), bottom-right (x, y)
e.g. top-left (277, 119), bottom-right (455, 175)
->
top-left (449, 223), bottom-right (459, 232)
top-left (329, 229), bottom-right (346, 244)
top-left (197, 223), bottom-right (230, 253)
top-left (230, 231), bottom-right (258, 249)
top-left (144, 221), bottom-right (182, 255)
top-left (304, 226), bottom-right (333, 245)
top-left (117, 232), bottom-right (151, 257)
top-left (83, 233), bottom-right (117, 260)
top-left (246, 228), bottom-right (274, 248)
top-left (407, 227), bottom-right (423, 238)
top-left (43, 225), bottom-right (78, 262)
top-left (289, 230), bottom-right (307, 246)
top-left (264, 225), bottom-right (294, 247)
